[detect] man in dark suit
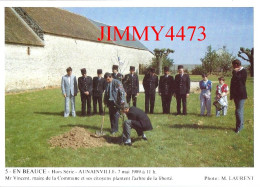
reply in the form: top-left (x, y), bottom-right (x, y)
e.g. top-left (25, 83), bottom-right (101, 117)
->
top-left (142, 68), bottom-right (158, 114)
top-left (78, 68), bottom-right (93, 116)
top-left (92, 69), bottom-right (106, 115)
top-left (121, 103), bottom-right (153, 146)
top-left (104, 72), bottom-right (126, 134)
top-left (159, 66), bottom-right (175, 114)
top-left (230, 59), bottom-right (247, 133)
top-left (112, 65), bottom-right (123, 82)
top-left (123, 66), bottom-right (139, 107)
top-left (174, 65), bottom-right (190, 115)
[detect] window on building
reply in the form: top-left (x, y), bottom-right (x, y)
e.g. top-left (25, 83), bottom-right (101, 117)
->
top-left (27, 47), bottom-right (30, 55)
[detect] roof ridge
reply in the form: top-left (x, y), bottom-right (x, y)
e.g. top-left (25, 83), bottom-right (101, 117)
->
top-left (14, 7), bottom-right (44, 40)
top-left (6, 8), bottom-right (44, 46)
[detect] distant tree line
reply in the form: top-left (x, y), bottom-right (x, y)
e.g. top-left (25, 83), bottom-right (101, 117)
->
top-left (139, 46), bottom-right (253, 77)
top-left (191, 45), bottom-right (254, 77)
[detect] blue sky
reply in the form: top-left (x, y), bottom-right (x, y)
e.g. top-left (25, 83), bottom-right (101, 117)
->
top-left (63, 7), bottom-right (253, 65)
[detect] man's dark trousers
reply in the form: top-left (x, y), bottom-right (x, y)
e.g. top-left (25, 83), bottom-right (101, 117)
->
top-left (93, 95), bottom-right (103, 114)
top-left (176, 93), bottom-right (187, 115)
top-left (80, 94), bottom-right (91, 115)
top-left (145, 92), bottom-right (155, 113)
top-left (108, 101), bottom-right (120, 133)
top-left (161, 94), bottom-right (172, 114)
top-left (127, 94), bottom-right (137, 107)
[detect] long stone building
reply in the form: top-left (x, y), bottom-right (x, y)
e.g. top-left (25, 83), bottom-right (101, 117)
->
top-left (5, 7), bottom-right (154, 92)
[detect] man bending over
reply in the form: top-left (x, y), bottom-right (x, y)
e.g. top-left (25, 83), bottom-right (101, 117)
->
top-left (121, 104), bottom-right (153, 146)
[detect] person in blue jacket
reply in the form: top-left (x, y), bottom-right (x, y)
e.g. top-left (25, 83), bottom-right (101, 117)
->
top-left (199, 73), bottom-right (212, 116)
top-left (104, 72), bottom-right (126, 135)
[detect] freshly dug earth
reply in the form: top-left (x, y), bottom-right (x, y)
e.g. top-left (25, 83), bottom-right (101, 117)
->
top-left (49, 127), bottom-right (109, 149)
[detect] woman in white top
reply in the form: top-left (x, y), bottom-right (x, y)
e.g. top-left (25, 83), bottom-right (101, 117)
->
top-left (215, 77), bottom-right (229, 116)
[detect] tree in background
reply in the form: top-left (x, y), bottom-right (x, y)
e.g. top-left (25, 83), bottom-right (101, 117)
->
top-left (191, 65), bottom-right (206, 75)
top-left (150, 55), bottom-right (174, 73)
top-left (238, 47), bottom-right (254, 77)
top-left (217, 46), bottom-right (236, 73)
top-left (200, 45), bottom-right (218, 74)
top-left (154, 48), bottom-right (174, 75)
top-left (197, 45), bottom-right (235, 75)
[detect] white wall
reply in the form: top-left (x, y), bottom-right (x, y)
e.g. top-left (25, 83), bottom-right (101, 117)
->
top-left (5, 44), bottom-right (47, 92)
top-left (5, 34), bottom-right (154, 92)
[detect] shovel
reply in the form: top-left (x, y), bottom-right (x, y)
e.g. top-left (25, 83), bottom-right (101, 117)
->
top-left (94, 106), bottom-right (106, 137)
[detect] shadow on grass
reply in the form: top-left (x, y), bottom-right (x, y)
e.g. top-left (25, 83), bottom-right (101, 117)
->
top-left (102, 135), bottom-right (142, 145)
top-left (60, 124), bottom-right (111, 132)
top-left (34, 111), bottom-right (64, 116)
top-left (148, 112), bottom-right (171, 115)
top-left (34, 111), bottom-right (97, 117)
top-left (102, 135), bottom-right (122, 144)
top-left (169, 124), bottom-right (234, 131)
top-left (150, 112), bottom-right (201, 116)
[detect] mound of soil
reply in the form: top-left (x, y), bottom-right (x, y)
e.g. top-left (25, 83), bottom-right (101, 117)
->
top-left (49, 127), bottom-right (108, 149)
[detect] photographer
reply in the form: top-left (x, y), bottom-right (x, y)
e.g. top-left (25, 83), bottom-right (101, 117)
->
top-left (230, 59), bottom-right (247, 133)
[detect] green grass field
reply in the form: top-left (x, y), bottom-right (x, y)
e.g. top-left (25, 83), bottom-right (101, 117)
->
top-left (5, 75), bottom-right (254, 167)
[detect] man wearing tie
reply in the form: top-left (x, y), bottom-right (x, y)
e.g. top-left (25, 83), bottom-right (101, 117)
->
top-left (61, 67), bottom-right (78, 117)
top-left (92, 69), bottom-right (106, 115)
top-left (174, 65), bottom-right (190, 115)
top-left (123, 66), bottom-right (139, 107)
top-left (78, 68), bottom-right (93, 116)
top-left (112, 65), bottom-right (123, 82)
top-left (104, 72), bottom-right (126, 134)
top-left (159, 66), bottom-right (175, 114)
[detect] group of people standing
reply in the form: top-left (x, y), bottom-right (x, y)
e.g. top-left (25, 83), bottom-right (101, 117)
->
top-left (143, 65), bottom-right (190, 115)
top-left (198, 59), bottom-right (248, 133)
top-left (61, 59), bottom-right (248, 146)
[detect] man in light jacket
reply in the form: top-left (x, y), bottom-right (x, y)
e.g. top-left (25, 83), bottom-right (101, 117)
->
top-left (61, 67), bottom-right (78, 117)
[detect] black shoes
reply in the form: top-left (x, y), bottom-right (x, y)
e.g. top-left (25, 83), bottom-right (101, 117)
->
top-left (141, 134), bottom-right (148, 141)
top-left (124, 142), bottom-right (132, 146)
top-left (111, 131), bottom-right (118, 136)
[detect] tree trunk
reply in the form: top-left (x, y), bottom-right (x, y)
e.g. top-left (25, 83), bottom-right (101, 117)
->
top-left (250, 63), bottom-right (254, 77)
top-left (158, 58), bottom-right (163, 75)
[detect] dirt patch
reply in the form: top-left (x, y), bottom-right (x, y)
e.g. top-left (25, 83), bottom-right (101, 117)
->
top-left (49, 127), bottom-right (109, 149)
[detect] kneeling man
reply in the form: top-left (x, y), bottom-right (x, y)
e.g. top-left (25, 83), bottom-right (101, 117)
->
top-left (121, 104), bottom-right (153, 146)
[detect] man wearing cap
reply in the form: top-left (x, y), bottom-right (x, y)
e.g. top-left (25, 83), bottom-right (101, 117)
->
top-left (61, 67), bottom-right (78, 117)
top-left (104, 72), bottom-right (126, 134)
top-left (92, 69), bottom-right (106, 115)
top-left (112, 65), bottom-right (123, 82)
top-left (174, 65), bottom-right (190, 115)
top-left (123, 66), bottom-right (139, 107)
top-left (142, 68), bottom-right (158, 114)
top-left (230, 59), bottom-right (247, 133)
top-left (159, 66), bottom-right (175, 114)
top-left (121, 103), bottom-right (153, 146)
top-left (78, 68), bottom-right (93, 116)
